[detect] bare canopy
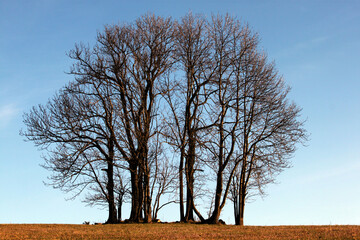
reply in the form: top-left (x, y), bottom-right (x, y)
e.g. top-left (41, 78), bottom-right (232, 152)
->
top-left (22, 13), bottom-right (307, 225)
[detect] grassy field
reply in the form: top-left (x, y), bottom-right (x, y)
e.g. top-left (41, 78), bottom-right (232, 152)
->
top-left (1, 224), bottom-right (360, 239)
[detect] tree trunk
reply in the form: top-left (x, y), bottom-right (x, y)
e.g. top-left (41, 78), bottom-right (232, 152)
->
top-left (185, 137), bottom-right (195, 222)
top-left (208, 170), bottom-right (223, 224)
top-left (208, 118), bottom-right (225, 224)
top-left (105, 147), bottom-right (117, 224)
top-left (118, 193), bottom-right (123, 222)
top-left (238, 191), bottom-right (245, 226)
top-left (234, 194), bottom-right (239, 225)
top-left (143, 165), bottom-right (152, 223)
top-left (179, 149), bottom-right (185, 222)
top-left (129, 161), bottom-right (142, 222)
top-left (234, 180), bottom-right (246, 226)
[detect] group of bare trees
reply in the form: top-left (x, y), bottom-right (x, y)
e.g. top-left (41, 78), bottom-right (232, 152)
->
top-left (22, 13), bottom-right (306, 225)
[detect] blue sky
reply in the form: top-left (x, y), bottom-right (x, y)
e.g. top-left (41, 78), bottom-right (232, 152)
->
top-left (1, 0), bottom-right (360, 225)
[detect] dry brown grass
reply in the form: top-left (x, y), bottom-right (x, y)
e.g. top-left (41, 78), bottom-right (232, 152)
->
top-left (1, 223), bottom-right (360, 239)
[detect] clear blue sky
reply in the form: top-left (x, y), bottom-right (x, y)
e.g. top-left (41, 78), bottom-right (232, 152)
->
top-left (1, 0), bottom-right (360, 225)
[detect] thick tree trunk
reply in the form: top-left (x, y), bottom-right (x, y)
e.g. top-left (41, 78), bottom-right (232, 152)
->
top-left (208, 171), bottom-right (223, 224)
top-left (137, 142), bottom-right (151, 223)
top-left (139, 170), bottom-right (144, 220)
top-left (143, 167), bottom-right (152, 223)
top-left (185, 183), bottom-right (194, 221)
top-left (234, 195), bottom-right (239, 225)
top-left (185, 138), bottom-right (195, 222)
top-left (129, 161), bottom-right (142, 222)
top-left (209, 121), bottom-right (225, 224)
top-left (234, 182), bottom-right (246, 226)
top-left (238, 191), bottom-right (245, 226)
top-left (105, 145), bottom-right (117, 224)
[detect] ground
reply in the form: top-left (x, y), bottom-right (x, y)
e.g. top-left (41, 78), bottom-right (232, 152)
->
top-left (1, 223), bottom-right (359, 239)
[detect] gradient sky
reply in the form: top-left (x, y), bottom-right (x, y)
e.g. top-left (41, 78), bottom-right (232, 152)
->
top-left (1, 0), bottom-right (360, 225)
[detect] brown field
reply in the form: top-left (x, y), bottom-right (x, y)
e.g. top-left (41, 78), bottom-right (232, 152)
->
top-left (1, 223), bottom-right (360, 240)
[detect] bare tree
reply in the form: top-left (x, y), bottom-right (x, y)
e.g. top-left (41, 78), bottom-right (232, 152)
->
top-left (227, 43), bottom-right (307, 226)
top-left (176, 14), bottom-right (307, 224)
top-left (204, 14), bottom-right (253, 224)
top-left (163, 13), bottom-right (214, 222)
top-left (68, 14), bottom-right (176, 222)
top-left (22, 80), bottom-right (123, 223)
top-left (84, 165), bottom-right (130, 222)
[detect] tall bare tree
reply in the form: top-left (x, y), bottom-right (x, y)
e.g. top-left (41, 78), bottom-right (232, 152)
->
top-left (22, 80), bottom-right (123, 223)
top-left (170, 14), bottom-right (307, 224)
top-left (227, 43), bottom-right (307, 226)
top-left (164, 13), bottom-right (214, 222)
top-left (68, 14), bottom-right (175, 222)
top-left (204, 15), bottom-right (255, 224)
